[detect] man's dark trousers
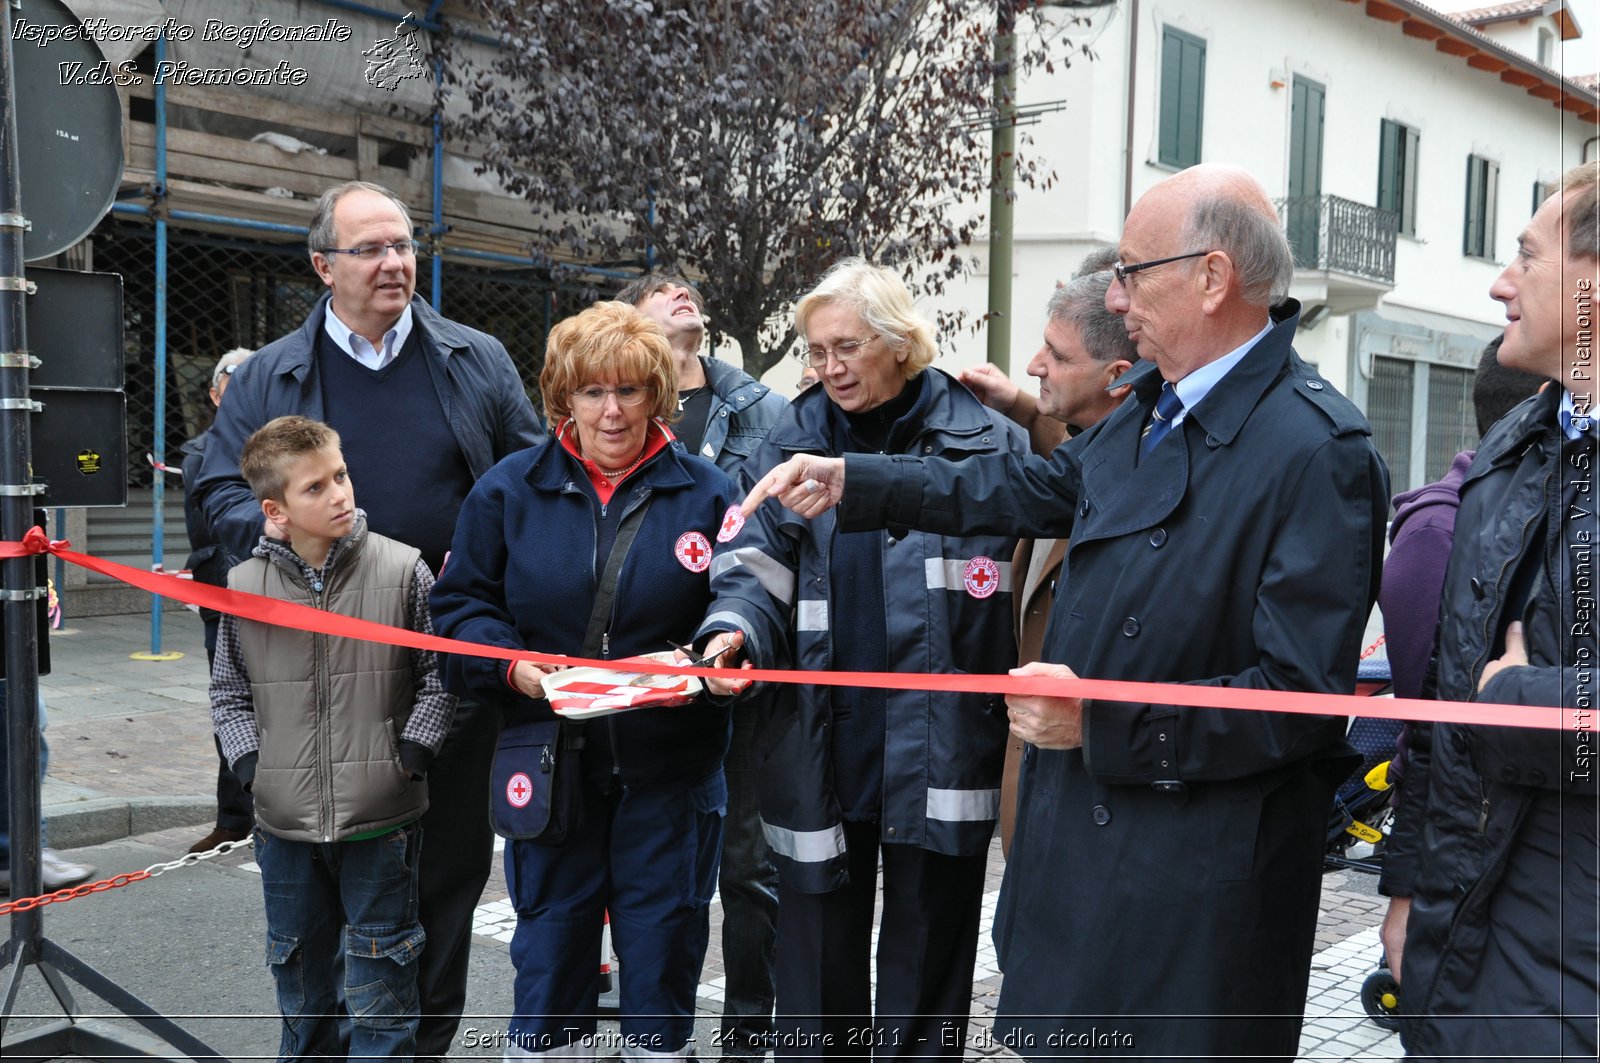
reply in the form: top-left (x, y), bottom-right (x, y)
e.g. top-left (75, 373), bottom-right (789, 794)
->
top-left (721, 705), bottom-right (779, 1053)
top-left (203, 622), bottom-right (253, 834)
top-left (414, 700), bottom-right (497, 1059)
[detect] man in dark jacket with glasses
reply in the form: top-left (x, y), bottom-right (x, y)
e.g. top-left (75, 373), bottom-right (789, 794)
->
top-left (195, 180), bottom-right (545, 1061)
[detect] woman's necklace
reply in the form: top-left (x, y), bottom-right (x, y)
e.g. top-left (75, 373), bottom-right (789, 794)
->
top-left (597, 450), bottom-right (647, 480)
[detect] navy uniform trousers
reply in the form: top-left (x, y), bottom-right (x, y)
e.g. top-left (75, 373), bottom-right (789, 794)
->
top-left (774, 820), bottom-right (988, 1061)
top-left (503, 769), bottom-right (727, 1058)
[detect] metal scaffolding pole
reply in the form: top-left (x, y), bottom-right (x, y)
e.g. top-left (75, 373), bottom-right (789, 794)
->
top-left (142, 29), bottom-right (174, 660)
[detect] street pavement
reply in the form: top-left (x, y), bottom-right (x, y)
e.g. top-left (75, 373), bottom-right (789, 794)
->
top-left (4, 611), bottom-right (1402, 1060)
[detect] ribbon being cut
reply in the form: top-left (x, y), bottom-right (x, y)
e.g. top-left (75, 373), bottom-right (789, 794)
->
top-left (0, 528), bottom-right (1565, 731)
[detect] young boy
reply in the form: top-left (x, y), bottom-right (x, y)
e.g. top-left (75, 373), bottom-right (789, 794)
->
top-left (210, 415), bottom-right (455, 1060)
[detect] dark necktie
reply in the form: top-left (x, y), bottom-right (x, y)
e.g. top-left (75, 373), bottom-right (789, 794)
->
top-left (1140, 383), bottom-right (1185, 459)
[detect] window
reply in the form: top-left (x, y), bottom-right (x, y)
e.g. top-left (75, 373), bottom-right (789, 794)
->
top-left (1158, 27), bottom-right (1205, 169)
top-left (1377, 120), bottom-right (1419, 237)
top-left (1537, 27), bottom-right (1555, 67)
top-left (1425, 364), bottom-right (1475, 483)
top-left (1463, 155), bottom-right (1498, 260)
top-left (1533, 179), bottom-right (1556, 215)
top-left (1368, 356), bottom-right (1415, 495)
top-left (1364, 354), bottom-right (1482, 493)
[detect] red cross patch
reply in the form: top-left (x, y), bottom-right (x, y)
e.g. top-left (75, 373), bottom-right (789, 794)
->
top-left (716, 505), bottom-right (746, 543)
top-left (675, 531), bottom-right (712, 573)
top-left (506, 772), bottom-right (534, 809)
top-left (963, 556), bottom-right (1000, 599)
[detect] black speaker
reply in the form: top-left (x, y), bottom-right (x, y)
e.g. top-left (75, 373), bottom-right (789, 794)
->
top-left (25, 265), bottom-right (126, 506)
top-left (30, 389), bottom-right (127, 508)
top-left (26, 267), bottom-right (123, 388)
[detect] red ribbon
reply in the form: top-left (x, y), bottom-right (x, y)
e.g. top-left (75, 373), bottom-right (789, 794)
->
top-left (0, 530), bottom-right (1568, 731)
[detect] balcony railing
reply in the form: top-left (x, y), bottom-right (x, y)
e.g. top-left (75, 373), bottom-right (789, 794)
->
top-left (1274, 195), bottom-right (1398, 285)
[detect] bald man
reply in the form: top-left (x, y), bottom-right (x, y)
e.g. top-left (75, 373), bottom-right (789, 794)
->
top-left (736, 165), bottom-right (1389, 1059)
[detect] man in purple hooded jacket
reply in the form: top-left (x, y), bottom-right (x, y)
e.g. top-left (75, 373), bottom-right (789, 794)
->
top-left (1377, 337), bottom-right (1545, 769)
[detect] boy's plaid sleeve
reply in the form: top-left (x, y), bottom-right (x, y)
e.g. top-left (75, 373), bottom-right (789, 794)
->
top-left (210, 612), bottom-right (260, 768)
top-left (400, 558), bottom-right (457, 753)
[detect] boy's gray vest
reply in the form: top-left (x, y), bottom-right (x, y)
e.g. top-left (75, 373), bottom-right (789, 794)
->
top-left (231, 530), bottom-right (425, 842)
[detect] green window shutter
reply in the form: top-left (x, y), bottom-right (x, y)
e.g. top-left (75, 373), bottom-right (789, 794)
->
top-left (1483, 160), bottom-right (1498, 259)
top-left (1464, 155), bottom-right (1481, 256)
top-left (1160, 30), bottom-right (1182, 166)
top-left (1378, 119), bottom-right (1399, 215)
top-left (1533, 179), bottom-right (1555, 215)
top-left (1179, 36), bottom-right (1204, 167)
top-left (1159, 27), bottom-right (1205, 169)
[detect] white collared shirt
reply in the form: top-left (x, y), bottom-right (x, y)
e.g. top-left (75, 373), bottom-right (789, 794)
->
top-left (323, 304), bottom-right (414, 370)
top-left (1559, 389), bottom-right (1595, 440)
top-left (1169, 319), bottom-right (1274, 427)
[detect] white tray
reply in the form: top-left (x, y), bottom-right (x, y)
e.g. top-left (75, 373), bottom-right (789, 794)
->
top-left (540, 651), bottom-right (704, 720)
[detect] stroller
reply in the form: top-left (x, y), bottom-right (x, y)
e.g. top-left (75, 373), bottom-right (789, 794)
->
top-left (1323, 657), bottom-right (1403, 1030)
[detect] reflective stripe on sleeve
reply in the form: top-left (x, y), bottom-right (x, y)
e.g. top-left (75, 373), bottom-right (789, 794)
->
top-left (711, 547), bottom-right (796, 605)
top-left (926, 786), bottom-right (1001, 823)
top-left (761, 819), bottom-right (847, 864)
top-left (797, 600), bottom-right (829, 632)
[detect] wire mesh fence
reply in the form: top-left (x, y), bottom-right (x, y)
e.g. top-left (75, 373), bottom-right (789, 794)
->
top-left (85, 217), bottom-right (611, 489)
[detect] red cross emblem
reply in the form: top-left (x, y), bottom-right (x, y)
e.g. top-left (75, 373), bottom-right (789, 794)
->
top-left (963, 556), bottom-right (1001, 600)
top-left (716, 505), bottom-right (746, 543)
top-left (675, 531), bottom-right (712, 573)
top-left (506, 772), bottom-right (534, 809)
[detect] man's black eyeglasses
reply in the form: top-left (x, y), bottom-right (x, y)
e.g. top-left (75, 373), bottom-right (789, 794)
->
top-left (1112, 250), bottom-right (1212, 285)
top-left (319, 240), bottom-right (423, 260)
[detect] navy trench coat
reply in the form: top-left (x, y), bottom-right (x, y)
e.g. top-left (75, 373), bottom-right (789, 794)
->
top-left (841, 304), bottom-right (1388, 1059)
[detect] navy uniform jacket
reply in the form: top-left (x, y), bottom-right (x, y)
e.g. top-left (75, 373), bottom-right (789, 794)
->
top-left (841, 304), bottom-right (1387, 1059)
top-left (701, 369), bottom-right (1027, 893)
top-left (430, 435), bottom-right (739, 783)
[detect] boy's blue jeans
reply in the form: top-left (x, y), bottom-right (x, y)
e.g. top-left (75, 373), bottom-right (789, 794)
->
top-left (254, 824), bottom-right (426, 1061)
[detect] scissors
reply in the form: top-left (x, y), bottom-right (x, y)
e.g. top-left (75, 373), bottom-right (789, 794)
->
top-left (666, 640), bottom-right (727, 669)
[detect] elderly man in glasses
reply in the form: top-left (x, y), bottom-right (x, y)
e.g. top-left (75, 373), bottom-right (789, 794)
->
top-left (194, 180), bottom-right (545, 1061)
top-left (738, 164), bottom-right (1389, 1060)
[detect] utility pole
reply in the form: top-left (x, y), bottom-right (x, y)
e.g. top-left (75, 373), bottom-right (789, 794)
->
top-left (985, 1), bottom-right (1018, 375)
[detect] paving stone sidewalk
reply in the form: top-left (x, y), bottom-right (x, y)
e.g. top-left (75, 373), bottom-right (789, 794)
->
top-left (20, 613), bottom-right (1401, 1060)
top-left (35, 610), bottom-right (218, 846)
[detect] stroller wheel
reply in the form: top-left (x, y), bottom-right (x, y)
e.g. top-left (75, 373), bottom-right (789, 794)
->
top-left (1361, 968), bottom-right (1402, 1031)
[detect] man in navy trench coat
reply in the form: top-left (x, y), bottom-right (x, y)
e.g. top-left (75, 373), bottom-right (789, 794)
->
top-left (739, 165), bottom-right (1389, 1060)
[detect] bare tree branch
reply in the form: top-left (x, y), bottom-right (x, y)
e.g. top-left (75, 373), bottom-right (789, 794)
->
top-left (442, 0), bottom-right (1087, 378)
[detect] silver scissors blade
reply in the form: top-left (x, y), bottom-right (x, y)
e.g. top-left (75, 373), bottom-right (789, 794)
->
top-left (666, 640), bottom-right (719, 669)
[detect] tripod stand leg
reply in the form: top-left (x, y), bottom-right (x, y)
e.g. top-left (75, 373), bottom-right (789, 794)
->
top-left (34, 954), bottom-right (78, 1017)
top-left (0, 937), bottom-right (26, 1025)
top-left (40, 939), bottom-right (225, 1060)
